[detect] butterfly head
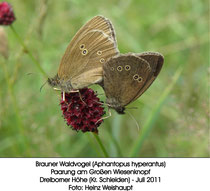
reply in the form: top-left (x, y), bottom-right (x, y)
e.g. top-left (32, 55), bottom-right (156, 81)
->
top-left (106, 97), bottom-right (125, 114)
top-left (114, 106), bottom-right (125, 114)
top-left (48, 74), bottom-right (74, 92)
top-left (47, 74), bottom-right (59, 88)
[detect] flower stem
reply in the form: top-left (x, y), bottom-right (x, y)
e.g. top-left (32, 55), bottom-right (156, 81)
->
top-left (93, 133), bottom-right (109, 157)
top-left (10, 25), bottom-right (48, 78)
top-left (1, 61), bottom-right (30, 156)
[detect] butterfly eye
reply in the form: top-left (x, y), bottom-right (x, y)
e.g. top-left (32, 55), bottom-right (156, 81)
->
top-left (125, 65), bottom-right (131, 71)
top-left (133, 74), bottom-right (139, 80)
top-left (100, 58), bottom-right (105, 63)
top-left (82, 49), bottom-right (88, 55)
top-left (97, 51), bottom-right (102, 55)
top-left (138, 76), bottom-right (143, 82)
top-left (110, 67), bottom-right (114, 71)
top-left (80, 44), bottom-right (85, 50)
top-left (117, 66), bottom-right (123, 72)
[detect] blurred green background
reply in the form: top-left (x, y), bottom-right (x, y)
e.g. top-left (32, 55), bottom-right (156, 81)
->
top-left (0, 0), bottom-right (209, 157)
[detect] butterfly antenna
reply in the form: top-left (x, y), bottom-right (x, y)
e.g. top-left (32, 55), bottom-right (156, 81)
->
top-left (127, 111), bottom-right (140, 131)
top-left (40, 80), bottom-right (48, 92)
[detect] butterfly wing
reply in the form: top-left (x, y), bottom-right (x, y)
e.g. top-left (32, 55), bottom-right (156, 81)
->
top-left (69, 30), bottom-right (118, 89)
top-left (103, 54), bottom-right (152, 108)
top-left (132, 52), bottom-right (164, 100)
top-left (64, 15), bottom-right (117, 48)
top-left (58, 16), bottom-right (119, 89)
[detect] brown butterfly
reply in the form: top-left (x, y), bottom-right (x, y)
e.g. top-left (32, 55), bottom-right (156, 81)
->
top-left (101, 52), bottom-right (164, 114)
top-left (48, 15), bottom-right (119, 93)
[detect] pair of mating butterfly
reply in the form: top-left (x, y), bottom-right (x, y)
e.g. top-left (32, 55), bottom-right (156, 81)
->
top-left (48, 16), bottom-right (164, 114)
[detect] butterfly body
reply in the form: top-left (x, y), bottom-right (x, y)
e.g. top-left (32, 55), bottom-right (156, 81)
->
top-left (102, 52), bottom-right (164, 114)
top-left (48, 16), bottom-right (119, 93)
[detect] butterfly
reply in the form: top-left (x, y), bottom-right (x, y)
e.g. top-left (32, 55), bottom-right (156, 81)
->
top-left (48, 15), bottom-right (119, 95)
top-left (101, 52), bottom-right (164, 114)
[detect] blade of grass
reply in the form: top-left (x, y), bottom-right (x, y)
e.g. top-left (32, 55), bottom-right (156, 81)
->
top-left (129, 66), bottom-right (183, 157)
top-left (108, 132), bottom-right (123, 157)
top-left (92, 133), bottom-right (109, 157)
top-left (10, 25), bottom-right (48, 78)
top-left (1, 61), bottom-right (30, 156)
top-left (110, 114), bottom-right (123, 157)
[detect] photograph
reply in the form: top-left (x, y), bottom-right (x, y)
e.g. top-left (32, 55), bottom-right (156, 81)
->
top-left (0, 0), bottom-right (208, 157)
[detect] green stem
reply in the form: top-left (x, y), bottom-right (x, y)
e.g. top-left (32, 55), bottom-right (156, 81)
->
top-left (10, 25), bottom-right (48, 78)
top-left (86, 134), bottom-right (101, 157)
top-left (93, 133), bottom-right (109, 157)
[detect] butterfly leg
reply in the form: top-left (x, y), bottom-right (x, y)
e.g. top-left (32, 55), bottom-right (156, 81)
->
top-left (93, 100), bottom-right (111, 107)
top-left (95, 108), bottom-right (112, 125)
top-left (69, 90), bottom-right (79, 93)
top-left (79, 92), bottom-right (87, 105)
top-left (70, 90), bottom-right (87, 105)
top-left (62, 91), bottom-right (65, 101)
top-left (53, 87), bottom-right (61, 91)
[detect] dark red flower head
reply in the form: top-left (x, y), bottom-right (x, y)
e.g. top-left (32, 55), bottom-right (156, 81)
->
top-left (0, 2), bottom-right (16, 25)
top-left (60, 88), bottom-right (105, 133)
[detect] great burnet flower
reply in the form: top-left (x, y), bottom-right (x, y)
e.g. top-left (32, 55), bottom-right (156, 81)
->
top-left (60, 88), bottom-right (105, 133)
top-left (0, 2), bottom-right (16, 25)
